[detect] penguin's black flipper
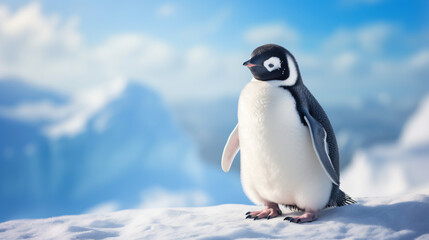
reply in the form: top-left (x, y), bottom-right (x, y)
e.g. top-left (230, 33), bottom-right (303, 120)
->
top-left (303, 114), bottom-right (340, 185)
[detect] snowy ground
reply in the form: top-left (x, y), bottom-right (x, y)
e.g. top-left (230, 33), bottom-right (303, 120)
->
top-left (1, 189), bottom-right (428, 240)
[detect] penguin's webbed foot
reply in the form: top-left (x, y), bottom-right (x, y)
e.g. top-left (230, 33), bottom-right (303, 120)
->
top-left (284, 209), bottom-right (318, 223)
top-left (245, 202), bottom-right (282, 220)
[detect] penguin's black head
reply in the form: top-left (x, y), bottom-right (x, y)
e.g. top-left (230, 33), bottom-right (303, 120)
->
top-left (243, 44), bottom-right (298, 82)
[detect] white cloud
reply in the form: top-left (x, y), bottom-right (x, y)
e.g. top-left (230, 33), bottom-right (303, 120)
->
top-left (138, 187), bottom-right (211, 209)
top-left (244, 23), bottom-right (299, 47)
top-left (241, 23), bottom-right (408, 103)
top-left (0, 3), bottom-right (247, 103)
top-left (0, 2), bottom-right (80, 49)
top-left (157, 3), bottom-right (176, 18)
top-left (288, 22), bottom-right (429, 106)
top-left (331, 51), bottom-right (359, 74)
top-left (370, 49), bottom-right (429, 84)
top-left (324, 23), bottom-right (395, 54)
top-left (182, 8), bottom-right (231, 38)
top-left (0, 2), bottom-right (85, 92)
top-left (86, 201), bottom-right (120, 214)
top-left (91, 34), bottom-right (175, 85)
top-left (0, 3), bottom-right (426, 107)
top-left (357, 24), bottom-right (394, 53)
top-left (407, 49), bottom-right (429, 71)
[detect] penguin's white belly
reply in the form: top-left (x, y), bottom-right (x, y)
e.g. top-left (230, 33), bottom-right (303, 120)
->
top-left (238, 80), bottom-right (332, 210)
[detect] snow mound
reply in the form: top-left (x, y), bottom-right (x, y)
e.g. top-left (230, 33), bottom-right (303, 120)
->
top-left (1, 190), bottom-right (428, 239)
top-left (342, 94), bottom-right (429, 197)
top-left (400, 94), bottom-right (429, 147)
top-left (342, 145), bottom-right (429, 197)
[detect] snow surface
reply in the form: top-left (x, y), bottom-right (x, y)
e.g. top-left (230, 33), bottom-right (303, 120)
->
top-left (1, 189), bottom-right (428, 240)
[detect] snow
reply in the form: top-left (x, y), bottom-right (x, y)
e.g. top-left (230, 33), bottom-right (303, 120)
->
top-left (341, 144), bottom-right (429, 197)
top-left (43, 78), bottom-right (126, 138)
top-left (0, 78), bottom-right (126, 139)
top-left (1, 96), bottom-right (429, 240)
top-left (0, 80), bottom-right (250, 222)
top-left (1, 93), bottom-right (428, 239)
top-left (400, 95), bottom-right (429, 147)
top-left (1, 189), bottom-right (428, 239)
top-left (1, 81), bottom-right (428, 239)
top-left (342, 94), bottom-right (429, 197)
top-left (137, 187), bottom-right (211, 209)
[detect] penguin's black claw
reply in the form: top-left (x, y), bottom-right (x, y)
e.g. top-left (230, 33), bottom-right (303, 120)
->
top-left (267, 215), bottom-right (271, 220)
top-left (277, 210), bottom-right (282, 216)
top-left (245, 215), bottom-right (252, 219)
top-left (284, 216), bottom-right (303, 223)
top-left (253, 216), bottom-right (259, 221)
top-left (245, 211), bottom-right (251, 215)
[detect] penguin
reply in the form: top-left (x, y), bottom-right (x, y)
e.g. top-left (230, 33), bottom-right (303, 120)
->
top-left (221, 44), bottom-right (355, 223)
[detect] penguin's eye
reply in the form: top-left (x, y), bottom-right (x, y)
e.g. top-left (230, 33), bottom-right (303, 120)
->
top-left (263, 57), bottom-right (281, 72)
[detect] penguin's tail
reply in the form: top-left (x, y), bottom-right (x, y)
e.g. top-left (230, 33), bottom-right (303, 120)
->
top-left (336, 190), bottom-right (357, 207)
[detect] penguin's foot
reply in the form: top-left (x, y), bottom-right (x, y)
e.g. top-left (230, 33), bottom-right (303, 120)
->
top-left (284, 209), bottom-right (318, 223)
top-left (245, 202), bottom-right (282, 220)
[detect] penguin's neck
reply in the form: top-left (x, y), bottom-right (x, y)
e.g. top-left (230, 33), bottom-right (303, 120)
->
top-left (250, 77), bottom-right (301, 89)
top-left (250, 77), bottom-right (286, 87)
top-left (241, 78), bottom-right (292, 112)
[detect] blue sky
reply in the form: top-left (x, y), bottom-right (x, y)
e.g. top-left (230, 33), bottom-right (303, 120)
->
top-left (0, 0), bottom-right (428, 105)
top-left (3, 0), bottom-right (427, 49)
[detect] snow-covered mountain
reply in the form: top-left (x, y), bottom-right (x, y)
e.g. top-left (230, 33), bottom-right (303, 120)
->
top-left (0, 79), bottom-right (67, 106)
top-left (342, 94), bottom-right (429, 197)
top-left (0, 79), bottom-right (247, 222)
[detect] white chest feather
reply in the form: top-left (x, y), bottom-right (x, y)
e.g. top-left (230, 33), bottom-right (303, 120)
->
top-left (238, 79), bottom-right (331, 210)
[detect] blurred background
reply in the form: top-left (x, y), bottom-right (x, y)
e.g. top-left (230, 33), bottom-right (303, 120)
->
top-left (0, 0), bottom-right (428, 222)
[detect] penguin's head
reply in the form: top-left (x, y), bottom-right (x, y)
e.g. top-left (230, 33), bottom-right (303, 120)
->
top-left (243, 44), bottom-right (300, 85)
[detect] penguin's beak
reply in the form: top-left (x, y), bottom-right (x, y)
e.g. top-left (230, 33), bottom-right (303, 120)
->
top-left (243, 60), bottom-right (257, 68)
